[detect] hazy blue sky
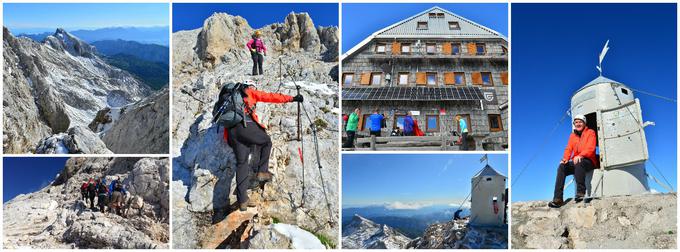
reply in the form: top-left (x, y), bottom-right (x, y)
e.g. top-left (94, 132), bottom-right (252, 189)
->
top-left (4, 157), bottom-right (68, 203)
top-left (512, 3), bottom-right (677, 201)
top-left (173, 3), bottom-right (338, 32)
top-left (343, 154), bottom-right (507, 208)
top-left (342, 3), bottom-right (508, 54)
top-left (4, 3), bottom-right (169, 34)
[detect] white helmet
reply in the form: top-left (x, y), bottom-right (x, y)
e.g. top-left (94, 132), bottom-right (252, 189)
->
top-left (573, 114), bottom-right (587, 124)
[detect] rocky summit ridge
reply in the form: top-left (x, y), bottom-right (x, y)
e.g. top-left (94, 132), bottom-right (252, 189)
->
top-left (3, 157), bottom-right (169, 249)
top-left (512, 193), bottom-right (676, 249)
top-left (3, 27), bottom-right (167, 154)
top-left (171, 12), bottom-right (339, 249)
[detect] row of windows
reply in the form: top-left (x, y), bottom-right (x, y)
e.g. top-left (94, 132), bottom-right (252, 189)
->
top-left (342, 71), bottom-right (509, 86)
top-left (374, 42), bottom-right (507, 56)
top-left (347, 113), bottom-right (504, 133)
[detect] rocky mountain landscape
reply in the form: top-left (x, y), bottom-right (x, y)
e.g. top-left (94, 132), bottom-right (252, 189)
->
top-left (3, 27), bottom-right (168, 154)
top-left (3, 157), bottom-right (169, 249)
top-left (342, 215), bottom-right (412, 249)
top-left (512, 193), bottom-right (676, 249)
top-left (171, 12), bottom-right (339, 249)
top-left (406, 219), bottom-right (508, 249)
top-left (342, 214), bottom-right (507, 249)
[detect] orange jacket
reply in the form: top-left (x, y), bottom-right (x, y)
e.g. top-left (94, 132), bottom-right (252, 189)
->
top-left (243, 87), bottom-right (293, 129)
top-left (562, 127), bottom-right (598, 167)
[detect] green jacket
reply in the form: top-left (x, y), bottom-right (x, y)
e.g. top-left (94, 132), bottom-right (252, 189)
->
top-left (346, 112), bottom-right (359, 131)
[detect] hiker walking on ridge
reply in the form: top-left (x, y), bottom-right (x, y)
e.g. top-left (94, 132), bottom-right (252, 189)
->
top-left (86, 178), bottom-right (97, 210)
top-left (247, 30), bottom-right (267, 76)
top-left (213, 82), bottom-right (303, 211)
top-left (549, 114), bottom-right (598, 208)
top-left (110, 179), bottom-right (127, 215)
top-left (80, 181), bottom-right (89, 202)
top-left (96, 177), bottom-right (109, 213)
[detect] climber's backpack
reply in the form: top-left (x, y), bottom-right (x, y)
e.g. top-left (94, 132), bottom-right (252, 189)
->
top-left (212, 82), bottom-right (250, 128)
top-left (115, 182), bottom-right (123, 191)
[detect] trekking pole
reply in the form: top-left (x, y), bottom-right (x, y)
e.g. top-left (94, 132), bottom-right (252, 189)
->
top-left (295, 83), bottom-right (305, 208)
top-left (298, 96), bottom-right (335, 226)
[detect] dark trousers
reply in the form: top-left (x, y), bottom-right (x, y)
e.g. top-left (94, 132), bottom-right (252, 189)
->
top-left (370, 130), bottom-right (381, 136)
top-left (88, 194), bottom-right (96, 209)
top-left (343, 130), bottom-right (356, 148)
top-left (251, 52), bottom-right (263, 75)
top-left (553, 159), bottom-right (595, 200)
top-left (404, 131), bottom-right (414, 136)
top-left (460, 132), bottom-right (468, 150)
top-left (228, 121), bottom-right (272, 204)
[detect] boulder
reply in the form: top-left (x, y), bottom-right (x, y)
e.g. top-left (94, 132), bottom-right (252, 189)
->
top-left (512, 193), bottom-right (677, 249)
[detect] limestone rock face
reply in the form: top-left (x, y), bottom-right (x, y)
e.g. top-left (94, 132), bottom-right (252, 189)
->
top-left (406, 218), bottom-right (508, 249)
top-left (196, 13), bottom-right (252, 66)
top-left (171, 11), bottom-right (338, 249)
top-left (512, 193), bottom-right (677, 249)
top-left (3, 158), bottom-right (169, 249)
top-left (3, 26), bottom-right (165, 154)
top-left (35, 125), bottom-right (112, 154)
top-left (102, 89), bottom-right (170, 154)
top-left (3, 27), bottom-right (53, 153)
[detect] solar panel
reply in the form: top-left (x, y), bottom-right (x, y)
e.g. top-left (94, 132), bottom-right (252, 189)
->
top-left (342, 87), bottom-right (486, 101)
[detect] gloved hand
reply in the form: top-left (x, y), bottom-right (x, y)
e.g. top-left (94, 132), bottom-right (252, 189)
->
top-left (292, 94), bottom-right (304, 103)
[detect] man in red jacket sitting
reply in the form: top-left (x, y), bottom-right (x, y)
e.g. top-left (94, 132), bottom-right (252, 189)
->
top-left (549, 114), bottom-right (598, 208)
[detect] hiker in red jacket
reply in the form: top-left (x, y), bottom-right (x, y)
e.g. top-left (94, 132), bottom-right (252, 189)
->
top-left (225, 85), bottom-right (303, 211)
top-left (549, 114), bottom-right (598, 208)
top-left (246, 31), bottom-right (267, 76)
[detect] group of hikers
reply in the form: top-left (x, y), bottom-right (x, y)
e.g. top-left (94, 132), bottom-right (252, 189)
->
top-left (341, 108), bottom-right (471, 150)
top-left (80, 177), bottom-right (128, 215)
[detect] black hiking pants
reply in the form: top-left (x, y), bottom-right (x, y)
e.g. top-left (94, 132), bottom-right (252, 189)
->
top-left (553, 159), bottom-right (595, 201)
top-left (343, 130), bottom-right (356, 148)
top-left (88, 193), bottom-right (96, 209)
top-left (227, 121), bottom-right (272, 204)
top-left (251, 52), bottom-right (264, 75)
top-left (461, 132), bottom-right (469, 150)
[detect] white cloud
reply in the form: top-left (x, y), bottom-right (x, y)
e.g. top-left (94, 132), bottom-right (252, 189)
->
top-left (385, 201), bottom-right (431, 210)
top-left (438, 159), bottom-right (455, 176)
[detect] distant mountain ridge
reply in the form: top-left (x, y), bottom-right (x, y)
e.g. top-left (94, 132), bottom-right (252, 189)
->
top-left (92, 40), bottom-right (169, 64)
top-left (342, 204), bottom-right (470, 238)
top-left (17, 26), bottom-right (169, 45)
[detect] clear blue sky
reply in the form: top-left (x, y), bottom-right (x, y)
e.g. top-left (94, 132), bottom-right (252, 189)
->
top-left (173, 3), bottom-right (338, 32)
top-left (342, 3), bottom-right (508, 54)
top-left (3, 157), bottom-right (69, 203)
top-left (512, 3), bottom-right (677, 201)
top-left (343, 154), bottom-right (507, 207)
top-left (4, 3), bottom-right (169, 34)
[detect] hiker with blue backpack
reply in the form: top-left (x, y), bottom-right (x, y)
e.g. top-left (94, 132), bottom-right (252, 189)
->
top-left (212, 82), bottom-right (303, 211)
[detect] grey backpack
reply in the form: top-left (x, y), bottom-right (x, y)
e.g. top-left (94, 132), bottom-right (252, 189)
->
top-left (212, 83), bottom-right (249, 128)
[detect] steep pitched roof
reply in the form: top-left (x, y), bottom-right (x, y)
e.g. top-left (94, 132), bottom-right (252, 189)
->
top-left (342, 6), bottom-right (507, 59)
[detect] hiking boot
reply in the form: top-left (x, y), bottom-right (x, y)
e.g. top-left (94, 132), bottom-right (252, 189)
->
top-left (249, 178), bottom-right (261, 190)
top-left (574, 193), bottom-right (585, 203)
top-left (256, 172), bottom-right (273, 182)
top-left (548, 199), bottom-right (564, 208)
top-left (239, 199), bottom-right (257, 211)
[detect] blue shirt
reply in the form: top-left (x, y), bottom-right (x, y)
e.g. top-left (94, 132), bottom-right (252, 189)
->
top-left (369, 114), bottom-right (384, 132)
top-left (459, 118), bottom-right (468, 133)
top-left (403, 116), bottom-right (414, 133)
